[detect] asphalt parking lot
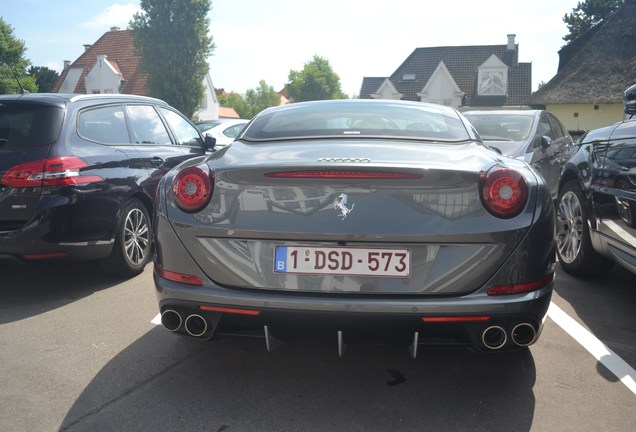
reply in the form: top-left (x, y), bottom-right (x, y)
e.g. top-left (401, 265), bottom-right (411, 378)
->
top-left (1, 261), bottom-right (635, 432)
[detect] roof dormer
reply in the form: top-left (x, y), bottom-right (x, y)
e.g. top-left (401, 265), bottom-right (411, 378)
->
top-left (477, 54), bottom-right (508, 96)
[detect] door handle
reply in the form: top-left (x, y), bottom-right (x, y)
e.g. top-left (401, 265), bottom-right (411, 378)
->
top-left (150, 157), bottom-right (164, 167)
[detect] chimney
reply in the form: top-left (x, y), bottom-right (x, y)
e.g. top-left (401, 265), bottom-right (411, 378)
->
top-left (63, 60), bottom-right (71, 70)
top-left (83, 44), bottom-right (92, 51)
top-left (507, 34), bottom-right (516, 50)
top-left (110, 26), bottom-right (121, 31)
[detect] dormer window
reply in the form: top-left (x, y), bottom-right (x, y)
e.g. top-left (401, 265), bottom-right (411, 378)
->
top-left (477, 55), bottom-right (508, 96)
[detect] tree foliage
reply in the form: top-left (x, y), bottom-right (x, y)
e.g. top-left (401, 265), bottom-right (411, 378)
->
top-left (562, 0), bottom-right (623, 44)
top-left (28, 66), bottom-right (59, 93)
top-left (219, 80), bottom-right (280, 119)
top-left (0, 18), bottom-right (37, 94)
top-left (286, 55), bottom-right (347, 102)
top-left (130, 0), bottom-right (215, 118)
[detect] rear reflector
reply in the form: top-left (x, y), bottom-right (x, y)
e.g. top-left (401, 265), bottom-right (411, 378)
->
top-left (421, 316), bottom-right (490, 323)
top-left (199, 305), bottom-right (261, 316)
top-left (154, 264), bottom-right (204, 286)
top-left (265, 170), bottom-right (422, 179)
top-left (487, 273), bottom-right (554, 296)
top-left (21, 253), bottom-right (68, 260)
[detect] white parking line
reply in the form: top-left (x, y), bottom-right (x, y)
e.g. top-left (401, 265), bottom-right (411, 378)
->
top-left (548, 301), bottom-right (636, 396)
top-left (150, 304), bottom-right (636, 396)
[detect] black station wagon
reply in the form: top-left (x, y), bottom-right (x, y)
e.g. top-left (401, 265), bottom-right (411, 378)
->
top-left (0, 93), bottom-right (212, 277)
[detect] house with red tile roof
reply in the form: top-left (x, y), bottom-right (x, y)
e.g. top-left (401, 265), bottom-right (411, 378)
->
top-left (53, 27), bottom-right (219, 121)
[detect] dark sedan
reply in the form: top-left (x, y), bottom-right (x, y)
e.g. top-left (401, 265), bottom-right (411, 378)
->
top-left (556, 84), bottom-right (636, 276)
top-left (463, 110), bottom-right (575, 199)
top-left (153, 100), bottom-right (556, 355)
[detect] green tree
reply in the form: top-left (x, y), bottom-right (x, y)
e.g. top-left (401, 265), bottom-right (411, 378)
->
top-left (286, 55), bottom-right (347, 102)
top-left (562, 0), bottom-right (623, 44)
top-left (218, 92), bottom-right (249, 118)
top-left (28, 66), bottom-right (59, 93)
top-left (0, 18), bottom-right (37, 94)
top-left (130, 0), bottom-right (215, 118)
top-left (243, 80), bottom-right (280, 118)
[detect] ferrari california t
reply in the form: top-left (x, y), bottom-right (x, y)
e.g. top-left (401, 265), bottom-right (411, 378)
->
top-left (153, 100), bottom-right (555, 355)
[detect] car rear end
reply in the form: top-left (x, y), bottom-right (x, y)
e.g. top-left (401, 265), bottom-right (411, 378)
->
top-left (155, 145), bottom-right (555, 351)
top-left (153, 101), bottom-right (555, 353)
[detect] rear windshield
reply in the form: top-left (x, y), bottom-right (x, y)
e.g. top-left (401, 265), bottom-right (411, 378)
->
top-left (464, 114), bottom-right (534, 142)
top-left (241, 102), bottom-right (471, 142)
top-left (0, 103), bottom-right (64, 150)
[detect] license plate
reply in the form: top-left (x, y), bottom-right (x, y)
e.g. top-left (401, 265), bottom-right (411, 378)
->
top-left (274, 246), bottom-right (411, 278)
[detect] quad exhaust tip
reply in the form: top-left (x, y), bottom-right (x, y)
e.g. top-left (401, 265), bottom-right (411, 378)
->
top-left (481, 325), bottom-right (507, 350)
top-left (184, 314), bottom-right (208, 338)
top-left (511, 323), bottom-right (537, 347)
top-left (161, 309), bottom-right (182, 332)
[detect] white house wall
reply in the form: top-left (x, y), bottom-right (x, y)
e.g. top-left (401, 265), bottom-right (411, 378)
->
top-left (85, 56), bottom-right (121, 94)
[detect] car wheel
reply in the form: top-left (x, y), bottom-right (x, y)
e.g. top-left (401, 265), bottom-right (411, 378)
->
top-left (100, 198), bottom-right (152, 278)
top-left (555, 180), bottom-right (613, 276)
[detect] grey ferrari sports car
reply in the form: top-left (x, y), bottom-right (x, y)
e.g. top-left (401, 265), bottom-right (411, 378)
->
top-left (153, 99), bottom-right (555, 355)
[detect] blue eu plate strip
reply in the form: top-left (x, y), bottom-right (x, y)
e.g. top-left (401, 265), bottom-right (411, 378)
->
top-left (274, 246), bottom-right (287, 273)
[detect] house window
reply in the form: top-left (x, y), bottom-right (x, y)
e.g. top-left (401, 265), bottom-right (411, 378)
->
top-left (478, 71), bottom-right (506, 96)
top-left (402, 74), bottom-right (416, 81)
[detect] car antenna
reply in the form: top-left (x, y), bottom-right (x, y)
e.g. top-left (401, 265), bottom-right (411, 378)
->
top-left (12, 71), bottom-right (30, 94)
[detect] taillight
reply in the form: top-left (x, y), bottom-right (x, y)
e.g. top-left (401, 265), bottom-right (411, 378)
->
top-left (1, 157), bottom-right (103, 187)
top-left (172, 165), bottom-right (213, 212)
top-left (480, 166), bottom-right (528, 218)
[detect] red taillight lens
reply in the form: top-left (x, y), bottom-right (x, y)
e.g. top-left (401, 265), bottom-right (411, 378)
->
top-left (172, 165), bottom-right (213, 212)
top-left (154, 264), bottom-right (204, 286)
top-left (487, 273), bottom-right (554, 296)
top-left (265, 170), bottom-right (422, 179)
top-left (1, 157), bottom-right (103, 187)
top-left (480, 166), bottom-right (528, 218)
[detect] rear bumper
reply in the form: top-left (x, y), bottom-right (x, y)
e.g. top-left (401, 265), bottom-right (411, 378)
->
top-left (154, 271), bottom-right (553, 352)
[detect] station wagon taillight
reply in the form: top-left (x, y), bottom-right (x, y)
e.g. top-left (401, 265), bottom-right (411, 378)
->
top-left (172, 165), bottom-right (214, 212)
top-left (1, 156), bottom-right (103, 187)
top-left (480, 166), bottom-right (528, 218)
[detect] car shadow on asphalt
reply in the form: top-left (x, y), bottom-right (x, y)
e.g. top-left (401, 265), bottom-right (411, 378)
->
top-left (553, 264), bottom-right (636, 370)
top-left (58, 330), bottom-right (537, 432)
top-left (0, 260), bottom-right (140, 325)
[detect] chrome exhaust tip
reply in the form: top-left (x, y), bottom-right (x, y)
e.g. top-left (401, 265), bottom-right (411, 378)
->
top-left (161, 309), bottom-right (182, 332)
top-left (184, 314), bottom-right (208, 338)
top-left (511, 323), bottom-right (537, 347)
top-left (481, 325), bottom-right (507, 350)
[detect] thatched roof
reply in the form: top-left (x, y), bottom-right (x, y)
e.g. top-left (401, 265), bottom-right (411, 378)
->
top-left (530, 1), bottom-right (636, 105)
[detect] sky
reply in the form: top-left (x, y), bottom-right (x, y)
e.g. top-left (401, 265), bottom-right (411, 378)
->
top-left (2, 0), bottom-right (579, 97)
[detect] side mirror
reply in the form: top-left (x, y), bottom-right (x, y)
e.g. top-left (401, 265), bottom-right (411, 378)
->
top-left (540, 136), bottom-right (552, 149)
top-left (203, 135), bottom-right (216, 152)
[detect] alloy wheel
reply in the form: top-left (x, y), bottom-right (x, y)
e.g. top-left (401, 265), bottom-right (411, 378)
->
top-left (556, 191), bottom-right (583, 264)
top-left (123, 208), bottom-right (150, 266)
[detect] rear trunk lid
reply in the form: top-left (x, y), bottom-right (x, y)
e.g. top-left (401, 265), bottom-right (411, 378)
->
top-left (165, 139), bottom-right (538, 295)
top-left (0, 101), bottom-right (64, 231)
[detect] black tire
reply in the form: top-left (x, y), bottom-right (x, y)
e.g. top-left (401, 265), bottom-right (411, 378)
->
top-left (100, 198), bottom-right (152, 278)
top-left (555, 180), bottom-right (614, 276)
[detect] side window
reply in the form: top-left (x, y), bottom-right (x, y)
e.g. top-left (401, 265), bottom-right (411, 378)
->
top-left (535, 114), bottom-right (553, 148)
top-left (126, 105), bottom-right (172, 145)
top-left (78, 105), bottom-right (130, 144)
top-left (159, 107), bottom-right (202, 147)
top-left (547, 114), bottom-right (566, 140)
top-left (223, 123), bottom-right (244, 139)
